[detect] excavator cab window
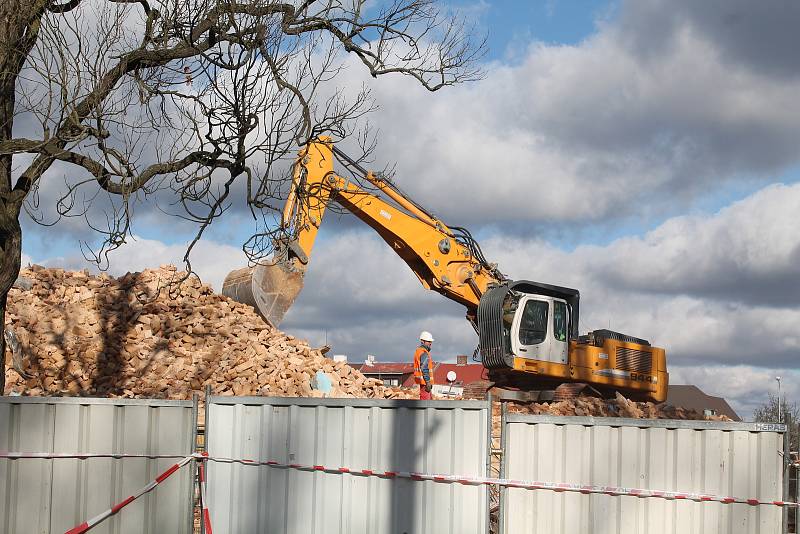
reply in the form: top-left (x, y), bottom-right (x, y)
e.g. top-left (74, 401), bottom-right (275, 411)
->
top-left (554, 301), bottom-right (567, 342)
top-left (518, 300), bottom-right (548, 346)
top-left (501, 296), bottom-right (519, 354)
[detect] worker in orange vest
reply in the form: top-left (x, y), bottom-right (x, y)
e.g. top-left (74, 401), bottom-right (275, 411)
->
top-left (414, 331), bottom-right (435, 400)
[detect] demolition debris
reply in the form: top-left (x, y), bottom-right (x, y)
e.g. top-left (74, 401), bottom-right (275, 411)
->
top-left (3, 265), bottom-right (412, 400)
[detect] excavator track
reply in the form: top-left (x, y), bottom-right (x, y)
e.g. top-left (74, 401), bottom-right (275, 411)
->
top-left (464, 380), bottom-right (603, 403)
top-left (462, 379), bottom-right (555, 402)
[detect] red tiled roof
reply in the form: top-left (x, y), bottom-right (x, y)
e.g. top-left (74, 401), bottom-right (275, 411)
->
top-left (433, 363), bottom-right (487, 385)
top-left (666, 384), bottom-right (741, 421)
top-left (357, 362), bottom-right (415, 375)
top-left (349, 360), bottom-right (487, 387)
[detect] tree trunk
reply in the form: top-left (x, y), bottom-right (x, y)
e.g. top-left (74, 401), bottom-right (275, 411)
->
top-left (0, 0), bottom-right (38, 395)
top-left (0, 203), bottom-right (22, 396)
top-left (0, 292), bottom-right (7, 395)
top-left (0, 68), bottom-right (22, 395)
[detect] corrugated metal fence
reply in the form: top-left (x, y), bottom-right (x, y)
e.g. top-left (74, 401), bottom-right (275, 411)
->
top-left (0, 396), bottom-right (196, 534)
top-left (205, 396), bottom-right (490, 534)
top-left (0, 394), bottom-right (791, 534)
top-left (500, 414), bottom-right (788, 534)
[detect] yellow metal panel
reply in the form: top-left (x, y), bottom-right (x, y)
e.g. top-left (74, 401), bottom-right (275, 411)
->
top-left (291, 139), bottom-right (491, 309)
top-left (511, 338), bottom-right (668, 402)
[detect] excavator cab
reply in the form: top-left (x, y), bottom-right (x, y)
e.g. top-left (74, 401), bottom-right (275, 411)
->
top-left (510, 295), bottom-right (569, 365)
top-left (478, 280), bottom-right (580, 371)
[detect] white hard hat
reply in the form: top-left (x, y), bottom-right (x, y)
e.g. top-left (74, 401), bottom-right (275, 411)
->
top-left (419, 331), bottom-right (434, 342)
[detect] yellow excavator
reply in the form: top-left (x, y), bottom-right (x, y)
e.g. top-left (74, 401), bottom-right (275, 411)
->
top-left (223, 138), bottom-right (668, 402)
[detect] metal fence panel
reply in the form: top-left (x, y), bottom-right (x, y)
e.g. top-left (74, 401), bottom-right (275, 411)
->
top-left (501, 415), bottom-right (786, 534)
top-left (205, 397), bottom-right (489, 534)
top-left (0, 397), bottom-right (196, 534)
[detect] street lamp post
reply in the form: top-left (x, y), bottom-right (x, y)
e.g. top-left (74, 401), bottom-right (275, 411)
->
top-left (776, 376), bottom-right (782, 423)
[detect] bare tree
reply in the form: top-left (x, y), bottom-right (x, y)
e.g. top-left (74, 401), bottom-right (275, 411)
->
top-left (0, 0), bottom-right (484, 392)
top-left (753, 393), bottom-right (799, 451)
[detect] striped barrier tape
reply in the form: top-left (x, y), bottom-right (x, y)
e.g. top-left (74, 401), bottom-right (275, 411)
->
top-left (2, 449), bottom-right (797, 533)
top-left (198, 453), bottom-right (213, 534)
top-left (200, 454), bottom-right (800, 508)
top-left (63, 455), bottom-right (194, 534)
top-left (0, 451), bottom-right (190, 460)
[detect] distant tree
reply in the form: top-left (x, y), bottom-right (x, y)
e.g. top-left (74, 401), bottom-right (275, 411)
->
top-left (0, 0), bottom-right (485, 392)
top-left (753, 393), bottom-right (799, 451)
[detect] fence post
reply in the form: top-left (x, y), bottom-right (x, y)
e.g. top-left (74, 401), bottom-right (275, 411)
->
top-left (190, 393), bottom-right (199, 534)
top-left (485, 393), bottom-right (495, 533)
top-left (498, 401), bottom-right (507, 534)
top-left (202, 386), bottom-right (211, 534)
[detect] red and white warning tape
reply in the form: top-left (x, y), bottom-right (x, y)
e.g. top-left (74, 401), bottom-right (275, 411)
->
top-left (2, 450), bottom-right (798, 534)
top-left (0, 450), bottom-right (200, 533)
top-left (0, 451), bottom-right (190, 460)
top-left (63, 455), bottom-right (194, 534)
top-left (198, 453), bottom-right (213, 534)
top-left (201, 454), bottom-right (800, 508)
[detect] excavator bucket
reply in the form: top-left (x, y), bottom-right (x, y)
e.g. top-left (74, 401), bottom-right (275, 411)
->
top-left (221, 263), bottom-right (306, 327)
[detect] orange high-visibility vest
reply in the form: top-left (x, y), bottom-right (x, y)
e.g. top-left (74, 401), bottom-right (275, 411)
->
top-left (413, 346), bottom-right (434, 386)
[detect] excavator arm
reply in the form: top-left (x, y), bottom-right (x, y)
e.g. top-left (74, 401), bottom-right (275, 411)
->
top-left (224, 138), bottom-right (502, 326)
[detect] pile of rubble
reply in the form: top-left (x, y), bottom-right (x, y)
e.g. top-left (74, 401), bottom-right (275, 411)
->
top-left (3, 265), bottom-right (414, 400)
top-left (506, 392), bottom-right (732, 421)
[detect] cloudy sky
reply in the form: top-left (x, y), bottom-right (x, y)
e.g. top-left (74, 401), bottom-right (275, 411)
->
top-left (20, 0), bottom-right (800, 417)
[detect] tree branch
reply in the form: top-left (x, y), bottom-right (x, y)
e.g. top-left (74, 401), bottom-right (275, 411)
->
top-left (47, 0), bottom-right (82, 13)
top-left (0, 138), bottom-right (47, 155)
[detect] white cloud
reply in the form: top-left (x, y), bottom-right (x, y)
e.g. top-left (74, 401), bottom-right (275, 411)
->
top-left (670, 365), bottom-right (799, 420)
top-left (325, 0), bottom-right (800, 226)
top-left (592, 183), bottom-right (800, 302)
top-left (105, 237), bottom-right (248, 290)
top-left (29, 235), bottom-right (246, 291)
top-left (281, 226), bottom-right (476, 360)
top-left (486, 183), bottom-right (800, 366)
top-left (19, 0), bottom-right (800, 249)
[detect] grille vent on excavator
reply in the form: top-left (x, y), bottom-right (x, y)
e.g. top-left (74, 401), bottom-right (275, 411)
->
top-left (614, 347), bottom-right (653, 373)
top-left (477, 285), bottom-right (514, 369)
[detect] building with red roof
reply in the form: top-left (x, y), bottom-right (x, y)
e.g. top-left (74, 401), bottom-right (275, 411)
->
top-left (350, 361), bottom-right (415, 387)
top-left (352, 355), bottom-right (486, 394)
top-left (433, 362), bottom-right (487, 386)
